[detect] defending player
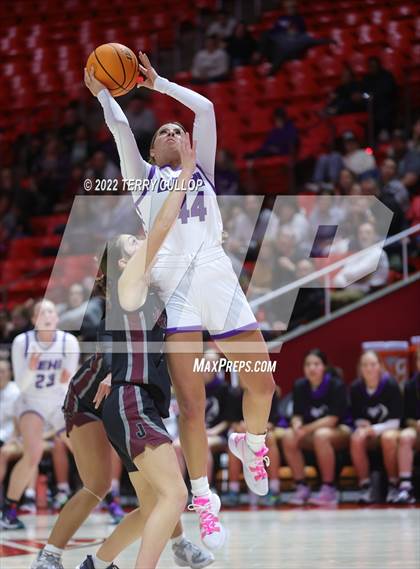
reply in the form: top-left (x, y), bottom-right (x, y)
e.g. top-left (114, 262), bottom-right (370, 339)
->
top-left (32, 319), bottom-right (213, 569)
top-left (1, 300), bottom-right (80, 530)
top-left (85, 52), bottom-right (275, 549)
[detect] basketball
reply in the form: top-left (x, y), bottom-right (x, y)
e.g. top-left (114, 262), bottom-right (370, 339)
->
top-left (86, 43), bottom-right (138, 97)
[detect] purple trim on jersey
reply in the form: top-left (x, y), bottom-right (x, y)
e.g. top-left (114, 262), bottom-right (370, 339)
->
top-left (34, 330), bottom-right (57, 350)
top-left (148, 165), bottom-right (156, 180)
top-left (310, 373), bottom-right (331, 400)
top-left (210, 321), bottom-right (259, 340)
top-left (196, 165), bottom-right (216, 193)
top-left (125, 312), bottom-right (145, 383)
top-left (165, 325), bottom-right (203, 335)
top-left (361, 374), bottom-right (387, 399)
top-left (160, 164), bottom-right (182, 171)
top-left (62, 333), bottom-right (66, 356)
top-left (19, 409), bottom-right (45, 423)
top-left (24, 332), bottom-right (29, 357)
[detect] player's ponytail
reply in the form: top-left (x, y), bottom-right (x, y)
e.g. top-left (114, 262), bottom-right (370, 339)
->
top-left (97, 236), bottom-right (123, 296)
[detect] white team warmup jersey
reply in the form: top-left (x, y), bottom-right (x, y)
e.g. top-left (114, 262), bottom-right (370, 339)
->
top-left (98, 77), bottom-right (256, 336)
top-left (0, 381), bottom-right (20, 443)
top-left (12, 330), bottom-right (80, 433)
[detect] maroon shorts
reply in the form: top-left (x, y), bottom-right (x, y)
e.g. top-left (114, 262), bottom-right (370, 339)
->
top-left (62, 383), bottom-right (102, 436)
top-left (102, 383), bottom-right (172, 472)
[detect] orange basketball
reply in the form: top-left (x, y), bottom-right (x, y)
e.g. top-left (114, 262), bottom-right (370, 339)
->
top-left (86, 43), bottom-right (138, 97)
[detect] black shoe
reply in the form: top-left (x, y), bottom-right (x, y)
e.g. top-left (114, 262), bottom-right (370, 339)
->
top-left (0, 511), bottom-right (26, 530)
top-left (395, 487), bottom-right (416, 505)
top-left (76, 555), bottom-right (119, 569)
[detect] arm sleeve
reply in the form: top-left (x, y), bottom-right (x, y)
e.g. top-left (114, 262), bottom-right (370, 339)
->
top-left (63, 334), bottom-right (80, 381)
top-left (97, 89), bottom-right (151, 181)
top-left (11, 335), bottom-right (36, 393)
top-left (154, 76), bottom-right (217, 183)
top-left (371, 418), bottom-right (400, 435)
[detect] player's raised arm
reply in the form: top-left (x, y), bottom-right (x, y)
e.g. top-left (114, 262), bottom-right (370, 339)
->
top-left (138, 52), bottom-right (216, 183)
top-left (84, 67), bottom-right (151, 182)
top-left (118, 132), bottom-right (196, 311)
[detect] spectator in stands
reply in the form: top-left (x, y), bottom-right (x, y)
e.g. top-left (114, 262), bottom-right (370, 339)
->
top-left (191, 35), bottom-right (230, 83)
top-left (215, 149), bottom-right (239, 195)
top-left (0, 310), bottom-right (13, 345)
top-left (273, 228), bottom-right (306, 286)
top-left (270, 228), bottom-right (307, 328)
top-left (387, 129), bottom-right (420, 191)
top-left (125, 95), bottom-right (157, 157)
top-left (4, 303), bottom-right (33, 343)
top-left (288, 259), bottom-right (324, 328)
top-left (313, 131), bottom-right (376, 186)
top-left (360, 176), bottom-right (407, 238)
top-left (260, 0), bottom-right (332, 74)
top-left (308, 190), bottom-right (346, 235)
top-left (350, 350), bottom-right (402, 504)
top-left (58, 282), bottom-right (103, 340)
top-left (226, 22), bottom-right (257, 67)
top-left (335, 168), bottom-right (356, 195)
top-left (326, 66), bottom-right (365, 116)
top-left (59, 105), bottom-right (83, 151)
top-left (0, 168), bottom-right (16, 200)
top-left (226, 195), bottom-right (279, 258)
top-left (247, 240), bottom-right (276, 297)
top-left (70, 125), bottom-right (92, 166)
top-left (245, 108), bottom-right (298, 159)
top-left (224, 382), bottom-right (281, 506)
top-left (85, 150), bottom-right (119, 182)
top-left (395, 349), bottom-right (420, 504)
top-left (341, 131), bottom-right (377, 177)
top-left (332, 221), bottom-right (389, 304)
top-left (206, 9), bottom-right (236, 40)
top-left (378, 158), bottom-right (410, 213)
top-left (361, 57), bottom-right (397, 135)
top-left (277, 196), bottom-right (310, 247)
top-left (282, 349), bottom-right (350, 506)
top-left (408, 118), bottom-right (420, 153)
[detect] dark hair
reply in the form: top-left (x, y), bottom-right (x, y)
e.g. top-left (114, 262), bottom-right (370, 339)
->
top-left (274, 107), bottom-right (286, 121)
top-left (304, 348), bottom-right (328, 366)
top-left (148, 121), bottom-right (186, 164)
top-left (304, 348), bottom-right (342, 378)
top-left (96, 236), bottom-right (124, 297)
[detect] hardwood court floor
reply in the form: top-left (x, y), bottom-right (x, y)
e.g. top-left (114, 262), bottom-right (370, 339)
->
top-left (1, 507), bottom-right (419, 569)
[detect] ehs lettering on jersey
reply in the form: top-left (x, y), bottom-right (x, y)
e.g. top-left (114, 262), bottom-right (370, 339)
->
top-left (38, 359), bottom-right (62, 371)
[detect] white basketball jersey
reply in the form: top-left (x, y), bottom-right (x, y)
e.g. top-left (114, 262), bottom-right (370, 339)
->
top-left (134, 164), bottom-right (223, 257)
top-left (12, 330), bottom-right (79, 399)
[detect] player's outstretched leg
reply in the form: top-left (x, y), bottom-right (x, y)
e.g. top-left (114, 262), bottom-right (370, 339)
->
top-left (219, 330), bottom-right (275, 496)
top-left (166, 332), bottom-right (226, 550)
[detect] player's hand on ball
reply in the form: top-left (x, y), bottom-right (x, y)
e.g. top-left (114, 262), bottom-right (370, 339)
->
top-left (93, 373), bottom-right (112, 409)
top-left (137, 51), bottom-right (158, 89)
top-left (179, 132), bottom-right (197, 177)
top-left (84, 66), bottom-right (107, 97)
